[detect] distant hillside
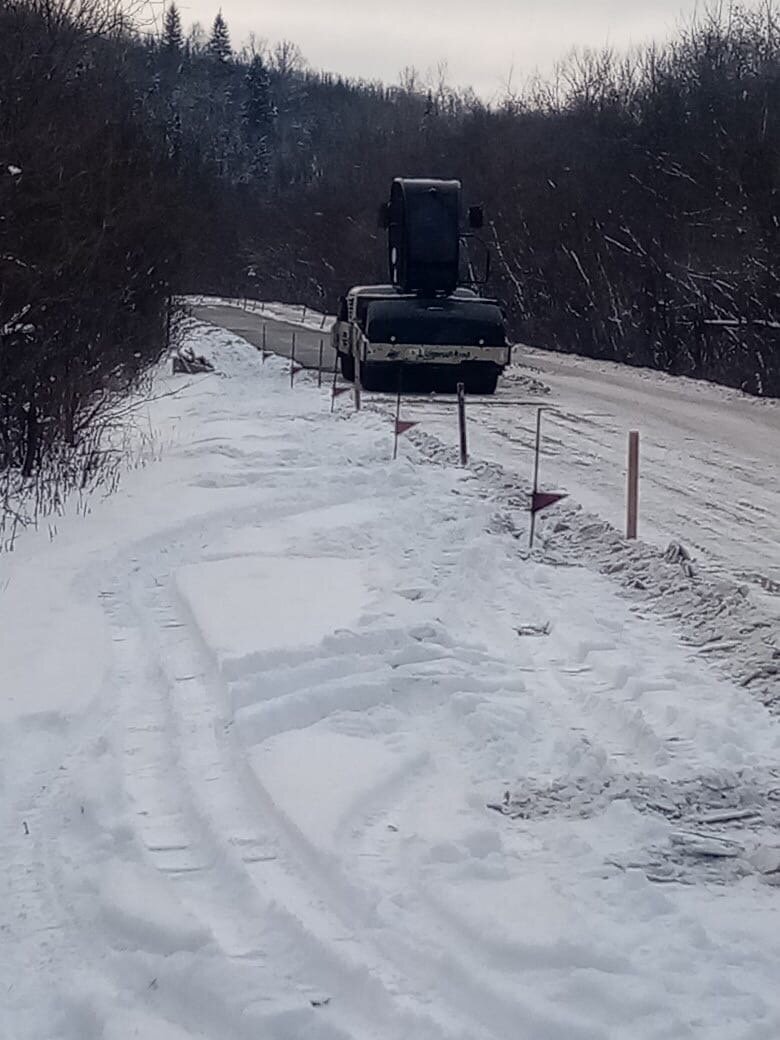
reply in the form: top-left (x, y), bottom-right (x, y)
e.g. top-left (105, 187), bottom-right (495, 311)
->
top-left (148, 3), bottom-right (779, 395)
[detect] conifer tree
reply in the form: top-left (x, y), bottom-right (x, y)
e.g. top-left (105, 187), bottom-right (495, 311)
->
top-left (241, 53), bottom-right (275, 177)
top-left (207, 11), bottom-right (231, 63)
top-left (162, 3), bottom-right (182, 54)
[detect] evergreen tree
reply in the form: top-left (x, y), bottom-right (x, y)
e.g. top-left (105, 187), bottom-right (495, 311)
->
top-left (241, 54), bottom-right (275, 177)
top-left (207, 11), bottom-right (231, 63)
top-left (162, 3), bottom-right (183, 54)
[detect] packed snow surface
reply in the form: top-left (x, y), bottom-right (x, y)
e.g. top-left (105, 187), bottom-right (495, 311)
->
top-left (189, 297), bottom-right (780, 617)
top-left (2, 318), bottom-right (779, 1040)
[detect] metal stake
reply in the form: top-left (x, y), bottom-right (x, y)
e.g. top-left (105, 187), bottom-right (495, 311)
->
top-left (529, 407), bottom-right (544, 549)
top-left (627, 430), bottom-right (640, 539)
top-left (457, 382), bottom-right (468, 465)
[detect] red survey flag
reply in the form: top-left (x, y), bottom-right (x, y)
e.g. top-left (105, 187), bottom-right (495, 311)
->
top-left (395, 420), bottom-right (418, 436)
top-left (531, 491), bottom-right (567, 514)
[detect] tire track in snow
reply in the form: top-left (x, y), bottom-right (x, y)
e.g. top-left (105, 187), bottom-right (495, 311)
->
top-left (100, 584), bottom-right (340, 1040)
top-left (110, 559), bottom-right (479, 1040)
top-left (139, 525), bottom-right (611, 1040)
top-left (4, 659), bottom-right (277, 1040)
top-left (326, 522), bottom-right (780, 1030)
top-left (330, 677), bottom-right (637, 1040)
top-left (223, 542), bottom-right (663, 1040)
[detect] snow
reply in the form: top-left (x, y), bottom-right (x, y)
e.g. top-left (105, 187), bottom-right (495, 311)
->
top-left (250, 731), bottom-right (414, 851)
top-left (2, 316), bottom-right (780, 1040)
top-left (177, 555), bottom-right (371, 663)
top-left (404, 348), bottom-right (780, 611)
top-left (185, 295), bottom-right (779, 617)
top-left (99, 859), bottom-right (213, 955)
top-left (0, 569), bottom-right (110, 720)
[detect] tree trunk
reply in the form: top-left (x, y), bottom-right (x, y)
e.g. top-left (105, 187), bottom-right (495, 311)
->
top-left (21, 398), bottom-right (38, 479)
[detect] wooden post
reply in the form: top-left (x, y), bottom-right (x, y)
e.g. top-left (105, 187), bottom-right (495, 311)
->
top-left (393, 365), bottom-right (403, 460)
top-left (457, 382), bottom-right (468, 465)
top-left (627, 430), bottom-right (639, 539)
top-left (354, 353), bottom-right (362, 412)
top-left (318, 338), bottom-right (324, 387)
top-left (330, 351), bottom-right (339, 412)
top-left (290, 332), bottom-right (297, 387)
top-left (262, 322), bottom-right (267, 361)
top-left (529, 407), bottom-right (544, 549)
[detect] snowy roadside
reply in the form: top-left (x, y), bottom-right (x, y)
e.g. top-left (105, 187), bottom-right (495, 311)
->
top-left (181, 312), bottom-right (779, 706)
top-left (184, 295), bottom-right (780, 622)
top-left (2, 318), bottom-right (780, 1040)
top-left (538, 505), bottom-right (779, 707)
top-left (356, 414), bottom-right (779, 712)
top-left (399, 358), bottom-right (780, 618)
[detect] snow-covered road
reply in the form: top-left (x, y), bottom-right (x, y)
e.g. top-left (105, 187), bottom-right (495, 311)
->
top-left (2, 319), bottom-right (779, 1040)
top-left (190, 297), bottom-right (779, 614)
top-left (455, 349), bottom-right (779, 607)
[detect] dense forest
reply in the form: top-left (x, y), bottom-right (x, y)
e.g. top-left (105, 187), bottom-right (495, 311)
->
top-left (1, 0), bottom-right (778, 504)
top-left (159, 0), bottom-right (779, 397)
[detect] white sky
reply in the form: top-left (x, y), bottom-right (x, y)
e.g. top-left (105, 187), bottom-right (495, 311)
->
top-left (174, 0), bottom-right (702, 100)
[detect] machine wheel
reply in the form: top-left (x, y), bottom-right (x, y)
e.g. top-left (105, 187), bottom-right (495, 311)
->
top-left (463, 364), bottom-right (500, 395)
top-left (359, 361), bottom-right (387, 392)
top-left (340, 352), bottom-right (355, 382)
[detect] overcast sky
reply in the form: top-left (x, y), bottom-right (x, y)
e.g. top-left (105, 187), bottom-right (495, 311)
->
top-left (176, 0), bottom-right (700, 100)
